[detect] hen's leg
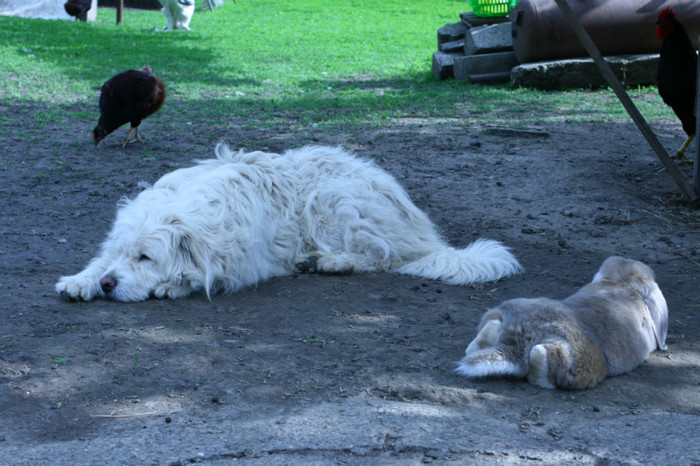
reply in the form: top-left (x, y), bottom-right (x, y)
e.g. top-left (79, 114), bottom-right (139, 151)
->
top-left (132, 127), bottom-right (144, 144)
top-left (110, 127), bottom-right (136, 147)
top-left (110, 127), bottom-right (144, 147)
top-left (674, 133), bottom-right (695, 164)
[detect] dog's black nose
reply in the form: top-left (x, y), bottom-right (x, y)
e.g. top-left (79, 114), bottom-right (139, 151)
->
top-left (100, 276), bottom-right (117, 293)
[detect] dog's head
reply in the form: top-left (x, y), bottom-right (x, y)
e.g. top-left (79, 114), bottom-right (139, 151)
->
top-left (593, 256), bottom-right (668, 350)
top-left (97, 192), bottom-right (211, 302)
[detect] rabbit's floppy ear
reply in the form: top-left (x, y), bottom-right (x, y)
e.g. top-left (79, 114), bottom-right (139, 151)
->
top-left (642, 280), bottom-right (668, 351)
top-left (630, 262), bottom-right (669, 351)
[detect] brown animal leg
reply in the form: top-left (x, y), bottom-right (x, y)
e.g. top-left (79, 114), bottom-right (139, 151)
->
top-left (673, 134), bottom-right (695, 164)
top-left (110, 128), bottom-right (135, 147)
top-left (109, 127), bottom-right (144, 147)
top-left (133, 127), bottom-right (144, 144)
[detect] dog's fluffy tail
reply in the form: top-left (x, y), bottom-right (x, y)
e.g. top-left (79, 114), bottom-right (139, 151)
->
top-left (456, 347), bottom-right (526, 378)
top-left (395, 239), bottom-right (521, 285)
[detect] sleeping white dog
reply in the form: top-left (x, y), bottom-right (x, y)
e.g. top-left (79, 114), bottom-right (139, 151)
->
top-left (159, 0), bottom-right (194, 31)
top-left (456, 256), bottom-right (668, 389)
top-left (56, 144), bottom-right (521, 302)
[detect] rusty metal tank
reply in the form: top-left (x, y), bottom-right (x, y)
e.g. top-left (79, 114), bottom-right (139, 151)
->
top-left (511, 0), bottom-right (700, 63)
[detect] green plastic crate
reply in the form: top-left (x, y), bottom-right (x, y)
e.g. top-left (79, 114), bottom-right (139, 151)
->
top-left (468, 0), bottom-right (518, 18)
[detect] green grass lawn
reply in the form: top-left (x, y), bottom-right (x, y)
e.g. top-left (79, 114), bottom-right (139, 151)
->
top-left (0, 0), bottom-right (675, 131)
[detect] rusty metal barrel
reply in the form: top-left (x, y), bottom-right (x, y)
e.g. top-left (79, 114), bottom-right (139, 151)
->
top-left (511, 0), bottom-right (700, 63)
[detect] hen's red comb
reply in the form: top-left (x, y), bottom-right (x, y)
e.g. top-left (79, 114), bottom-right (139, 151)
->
top-left (658, 7), bottom-right (675, 20)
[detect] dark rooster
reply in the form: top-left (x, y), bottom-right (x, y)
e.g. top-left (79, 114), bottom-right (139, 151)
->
top-left (64, 0), bottom-right (91, 21)
top-left (656, 7), bottom-right (698, 164)
top-left (93, 66), bottom-right (166, 147)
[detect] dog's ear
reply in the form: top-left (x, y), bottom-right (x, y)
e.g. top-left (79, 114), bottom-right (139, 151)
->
top-left (175, 231), bottom-right (217, 300)
top-left (177, 233), bottom-right (203, 268)
top-left (164, 216), bottom-right (215, 296)
top-left (165, 216), bottom-right (201, 266)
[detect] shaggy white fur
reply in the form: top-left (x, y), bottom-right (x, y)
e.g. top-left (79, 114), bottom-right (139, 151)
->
top-left (159, 0), bottom-right (194, 31)
top-left (56, 145), bottom-right (522, 302)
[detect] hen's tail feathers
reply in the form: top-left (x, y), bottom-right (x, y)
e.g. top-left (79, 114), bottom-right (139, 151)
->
top-left (396, 239), bottom-right (522, 285)
top-left (456, 347), bottom-right (526, 378)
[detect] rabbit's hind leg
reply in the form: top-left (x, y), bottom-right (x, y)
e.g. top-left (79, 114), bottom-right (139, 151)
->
top-left (465, 319), bottom-right (502, 356)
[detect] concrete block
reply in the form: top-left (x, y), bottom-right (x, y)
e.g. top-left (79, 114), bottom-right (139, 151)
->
top-left (621, 54), bottom-right (659, 85)
top-left (464, 22), bottom-right (513, 55)
top-left (469, 72), bottom-right (512, 84)
top-left (432, 51), bottom-right (464, 80)
top-left (460, 11), bottom-right (511, 27)
top-left (453, 51), bottom-right (519, 81)
top-left (511, 54), bottom-right (659, 90)
top-left (439, 39), bottom-right (465, 54)
top-left (438, 22), bottom-right (468, 46)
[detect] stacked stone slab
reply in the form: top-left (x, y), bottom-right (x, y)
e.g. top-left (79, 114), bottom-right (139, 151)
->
top-left (432, 12), bottom-right (516, 83)
top-left (511, 55), bottom-right (659, 90)
top-left (432, 11), bottom-right (661, 90)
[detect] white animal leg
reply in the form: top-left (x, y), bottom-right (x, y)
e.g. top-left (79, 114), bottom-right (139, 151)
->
top-left (465, 319), bottom-right (502, 355)
top-left (294, 251), bottom-right (379, 275)
top-left (528, 344), bottom-right (556, 389)
top-left (457, 320), bottom-right (525, 379)
top-left (55, 255), bottom-right (112, 301)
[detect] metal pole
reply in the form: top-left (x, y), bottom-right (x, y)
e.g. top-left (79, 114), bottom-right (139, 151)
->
top-left (117, 0), bottom-right (123, 25)
top-left (694, 35), bottom-right (700, 198)
top-left (553, 0), bottom-right (697, 201)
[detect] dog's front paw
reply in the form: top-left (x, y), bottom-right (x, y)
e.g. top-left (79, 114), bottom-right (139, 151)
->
top-left (55, 275), bottom-right (102, 301)
top-left (152, 282), bottom-right (192, 300)
top-left (152, 284), bottom-right (173, 299)
top-left (294, 254), bottom-right (320, 273)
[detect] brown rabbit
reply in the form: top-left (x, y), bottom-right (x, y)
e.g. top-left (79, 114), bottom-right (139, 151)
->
top-left (456, 257), bottom-right (668, 389)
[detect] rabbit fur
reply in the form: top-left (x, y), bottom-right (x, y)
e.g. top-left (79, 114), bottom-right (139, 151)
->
top-left (456, 256), bottom-right (668, 389)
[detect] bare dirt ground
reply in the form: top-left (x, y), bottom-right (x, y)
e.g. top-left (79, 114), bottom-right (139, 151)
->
top-left (1, 102), bottom-right (699, 464)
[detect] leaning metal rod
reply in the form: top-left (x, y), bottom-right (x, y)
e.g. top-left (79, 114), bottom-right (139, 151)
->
top-left (553, 0), bottom-right (697, 201)
top-left (695, 36), bottom-right (699, 197)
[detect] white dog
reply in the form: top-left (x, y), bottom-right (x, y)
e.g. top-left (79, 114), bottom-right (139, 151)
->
top-left (159, 0), bottom-right (194, 31)
top-left (456, 256), bottom-right (668, 389)
top-left (55, 145), bottom-right (521, 302)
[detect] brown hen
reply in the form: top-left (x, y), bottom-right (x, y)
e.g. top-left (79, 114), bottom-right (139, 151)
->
top-left (64, 0), bottom-right (91, 21)
top-left (93, 66), bottom-right (166, 147)
top-left (656, 7), bottom-right (698, 163)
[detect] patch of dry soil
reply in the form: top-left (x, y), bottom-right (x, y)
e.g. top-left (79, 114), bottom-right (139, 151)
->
top-left (0, 104), bottom-right (698, 464)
